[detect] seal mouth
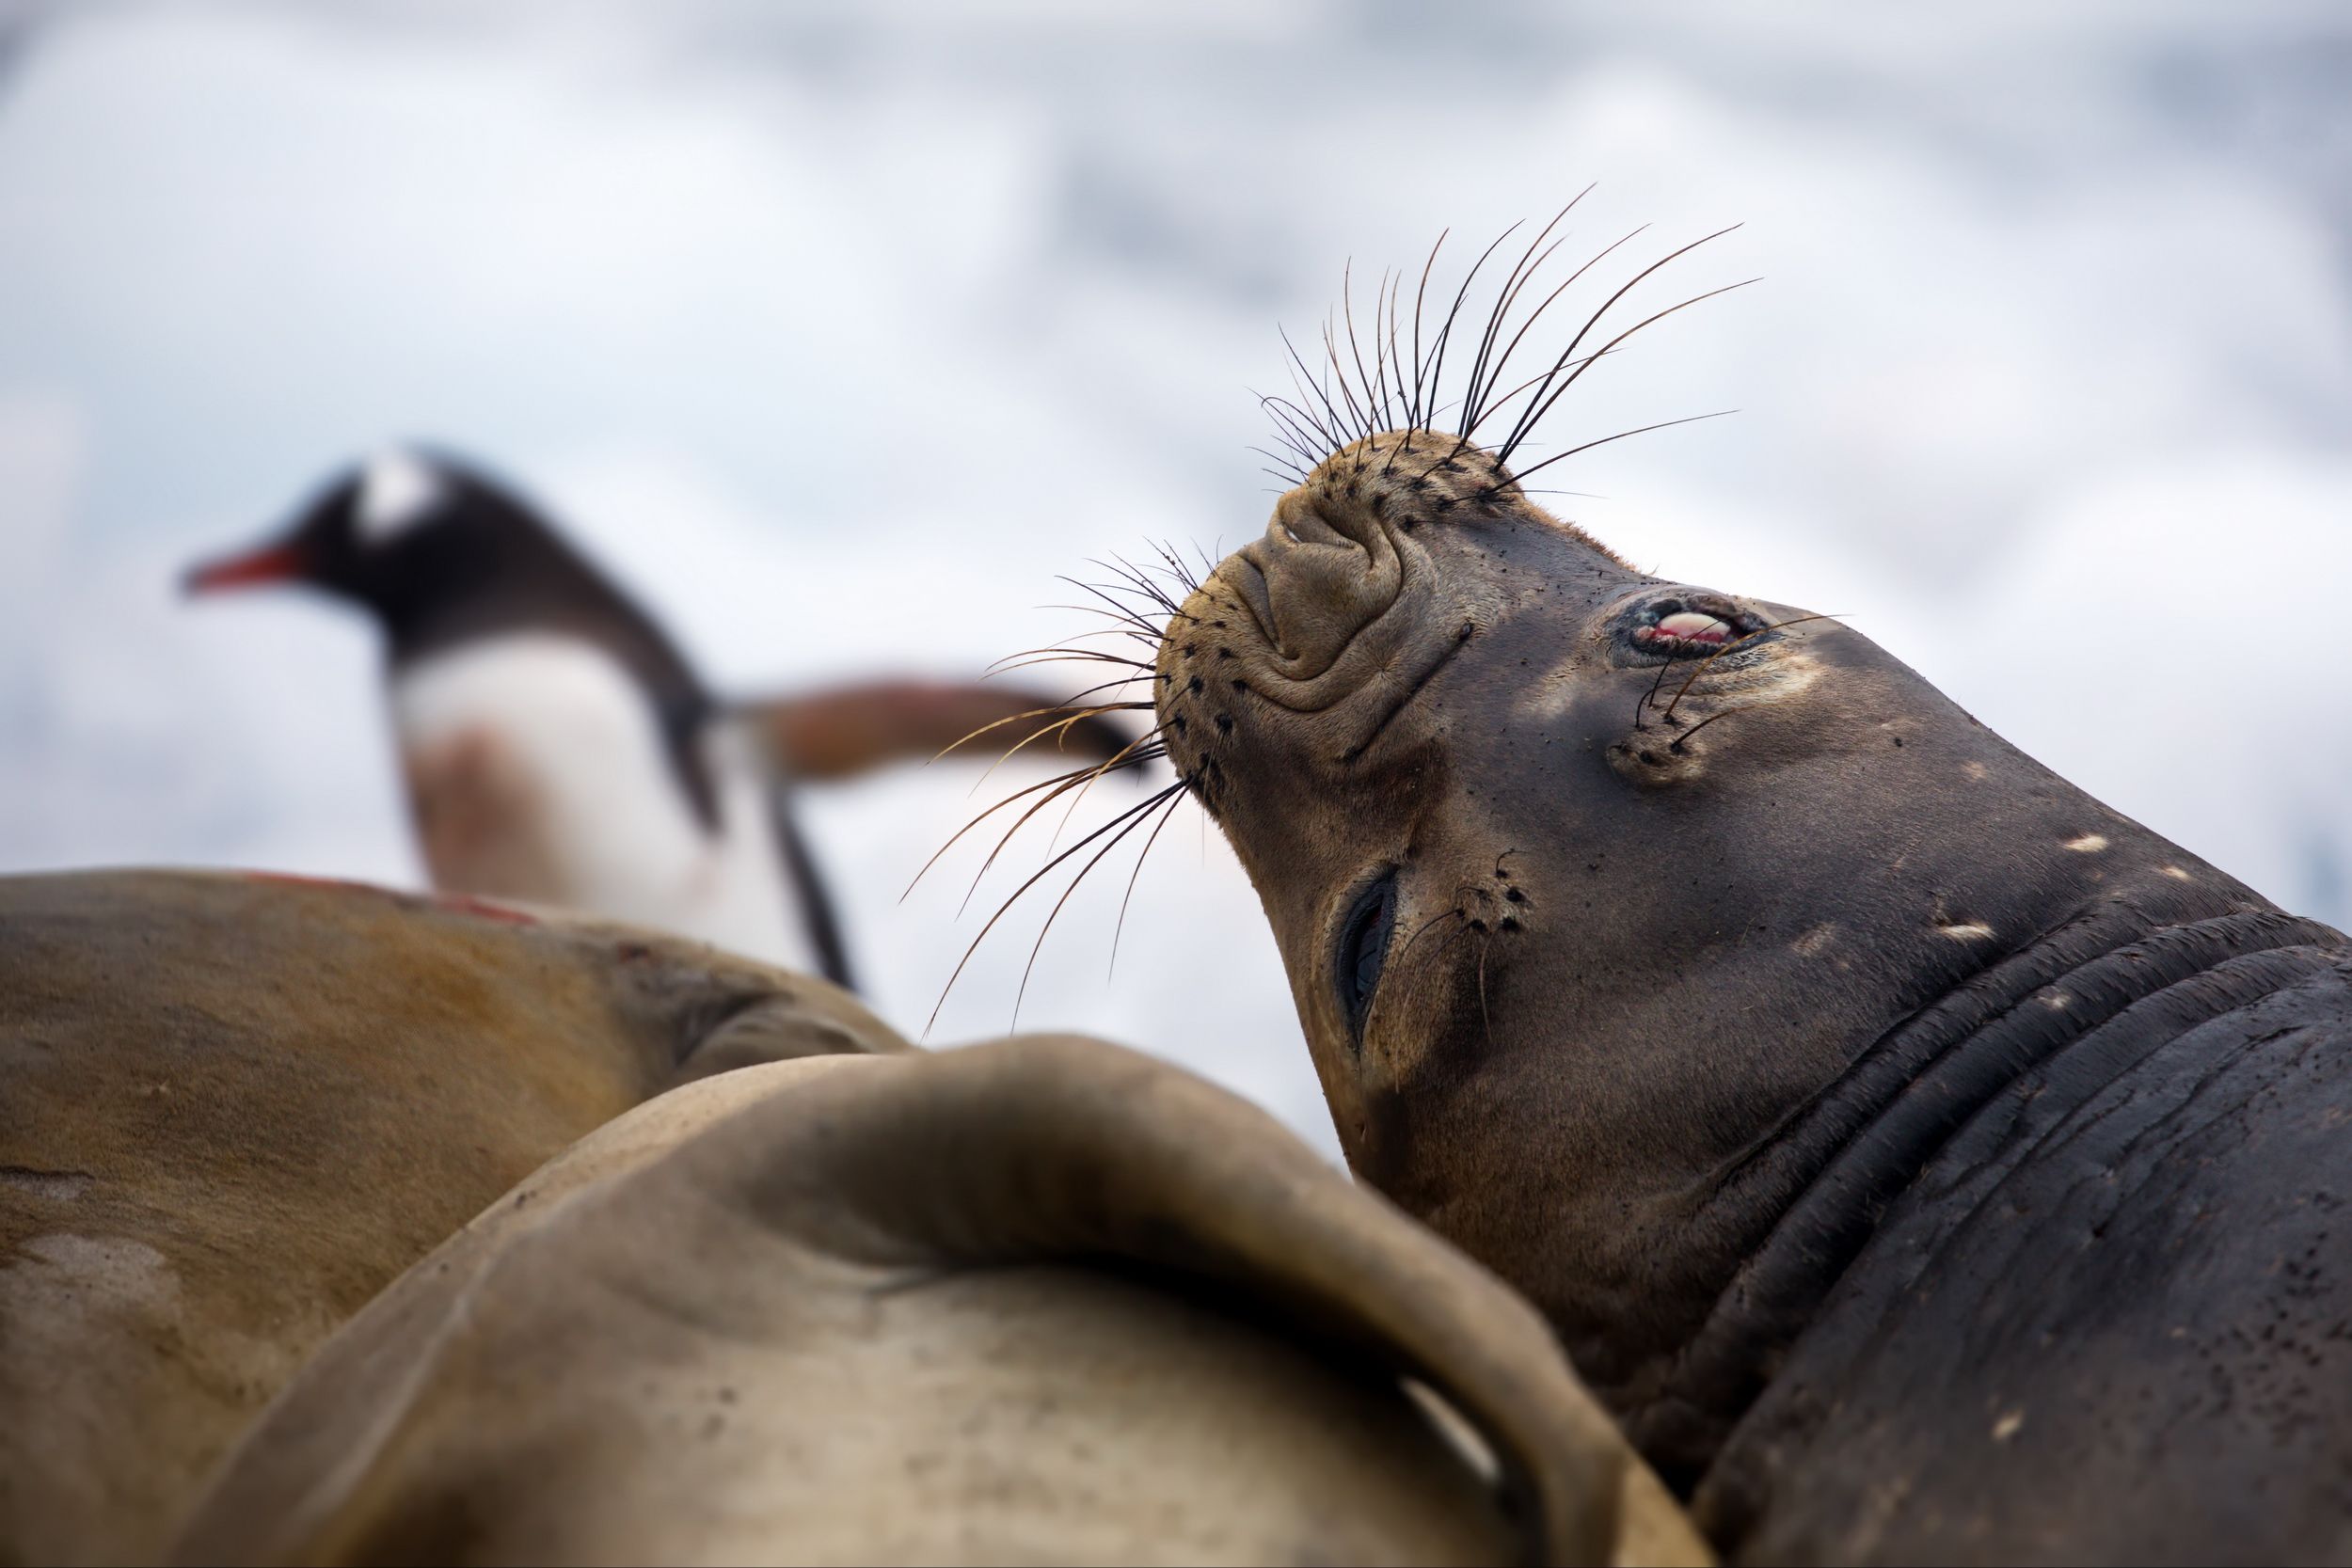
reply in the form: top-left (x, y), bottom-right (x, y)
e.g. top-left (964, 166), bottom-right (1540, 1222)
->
top-left (1617, 592), bottom-right (1767, 662)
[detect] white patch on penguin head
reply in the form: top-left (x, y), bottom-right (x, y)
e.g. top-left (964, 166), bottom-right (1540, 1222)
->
top-left (355, 448), bottom-right (450, 545)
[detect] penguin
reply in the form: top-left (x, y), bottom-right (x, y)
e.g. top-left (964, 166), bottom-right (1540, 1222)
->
top-left (186, 449), bottom-right (1131, 990)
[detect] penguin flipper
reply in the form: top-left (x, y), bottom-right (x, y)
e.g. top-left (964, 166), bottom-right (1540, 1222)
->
top-left (738, 679), bottom-right (1138, 784)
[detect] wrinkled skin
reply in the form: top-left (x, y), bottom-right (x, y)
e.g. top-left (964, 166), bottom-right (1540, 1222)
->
top-left (171, 1037), bottom-right (1708, 1568)
top-left (0, 870), bottom-right (903, 1566)
top-left (1156, 431), bottom-right (2352, 1563)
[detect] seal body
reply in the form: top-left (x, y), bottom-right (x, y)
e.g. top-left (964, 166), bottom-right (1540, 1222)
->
top-left (1152, 427), bottom-right (2352, 1563)
top-left (0, 869), bottom-right (901, 1566)
top-left (169, 1037), bottom-right (1707, 1568)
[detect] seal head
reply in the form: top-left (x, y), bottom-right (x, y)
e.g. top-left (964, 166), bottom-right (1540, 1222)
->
top-left (1154, 426), bottom-right (2352, 1560)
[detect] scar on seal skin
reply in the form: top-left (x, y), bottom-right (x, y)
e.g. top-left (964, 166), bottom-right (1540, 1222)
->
top-left (1104, 218), bottom-right (2352, 1565)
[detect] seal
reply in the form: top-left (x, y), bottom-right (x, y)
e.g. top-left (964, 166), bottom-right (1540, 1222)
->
top-left (0, 868), bottom-right (902, 1566)
top-left (1139, 262), bottom-right (2352, 1561)
top-left (171, 1037), bottom-right (1709, 1567)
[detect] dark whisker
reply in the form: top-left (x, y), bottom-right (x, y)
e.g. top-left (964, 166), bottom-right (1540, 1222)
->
top-left (1502, 409), bottom-right (1740, 490)
top-left (1660, 612), bottom-right (1843, 724)
top-left (1407, 228), bottom-right (1448, 431)
top-left (1280, 325), bottom-right (1348, 450)
top-left (958, 725), bottom-right (1172, 911)
top-left (1108, 786), bottom-right (1188, 979)
top-left (1470, 223), bottom-right (1649, 447)
top-left (1462, 192), bottom-right (1589, 436)
top-left (1424, 221), bottom-right (1525, 452)
top-left (1667, 705), bottom-right (1741, 753)
top-left (1496, 228), bottom-right (1745, 462)
top-left (926, 780), bottom-right (1189, 1036)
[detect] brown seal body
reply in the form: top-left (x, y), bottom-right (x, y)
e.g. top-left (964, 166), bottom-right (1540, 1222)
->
top-left (0, 869), bottom-right (900, 1566)
top-left (169, 1036), bottom-right (1707, 1568)
top-left (1154, 428), bottom-right (2352, 1562)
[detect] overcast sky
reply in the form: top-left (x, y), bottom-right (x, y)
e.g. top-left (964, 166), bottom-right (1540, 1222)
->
top-left (3, 1), bottom-right (2347, 1154)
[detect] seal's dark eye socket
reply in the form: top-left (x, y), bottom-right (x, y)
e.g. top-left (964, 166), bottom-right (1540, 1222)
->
top-left (1334, 871), bottom-right (1398, 1049)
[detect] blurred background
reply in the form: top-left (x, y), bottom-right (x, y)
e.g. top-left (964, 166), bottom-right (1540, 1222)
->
top-left (3, 1), bottom-right (2347, 1157)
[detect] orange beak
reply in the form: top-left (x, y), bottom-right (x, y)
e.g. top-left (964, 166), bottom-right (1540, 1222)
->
top-left (183, 542), bottom-right (308, 595)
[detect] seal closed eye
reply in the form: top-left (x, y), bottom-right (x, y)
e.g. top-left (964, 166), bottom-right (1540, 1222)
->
top-left (1335, 870), bottom-right (1398, 1048)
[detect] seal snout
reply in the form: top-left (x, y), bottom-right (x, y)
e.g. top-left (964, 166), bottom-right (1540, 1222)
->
top-left (1232, 486), bottom-right (1406, 678)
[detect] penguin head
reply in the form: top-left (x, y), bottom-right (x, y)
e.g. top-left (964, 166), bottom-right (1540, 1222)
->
top-left (185, 449), bottom-right (570, 633)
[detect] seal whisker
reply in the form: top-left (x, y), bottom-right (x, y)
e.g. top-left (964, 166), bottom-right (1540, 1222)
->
top-left (1279, 325), bottom-right (1348, 451)
top-left (1396, 904), bottom-right (1470, 964)
top-left (1092, 557), bottom-right (1190, 621)
top-left (1500, 267), bottom-right (1754, 467)
top-left (1021, 676), bottom-right (1153, 711)
top-left (1493, 225), bottom-right (1740, 462)
top-left (902, 763), bottom-right (1107, 904)
top-left (1462, 192), bottom-right (1591, 436)
top-left (929, 701), bottom-right (1150, 768)
top-left (1074, 580), bottom-right (1180, 630)
top-left (906, 719), bottom-right (1165, 906)
top-left (1144, 540), bottom-right (1205, 599)
top-left (1504, 408), bottom-right (1740, 492)
top-left (956, 729), bottom-right (1171, 911)
top-left (1107, 784), bottom-right (1189, 980)
top-left (1009, 780), bottom-right (1193, 1027)
top-left (1659, 611), bottom-right (1843, 725)
top-left (925, 779), bottom-right (1189, 1036)
top-left (997, 627), bottom-right (1158, 662)
top-left (1422, 222), bottom-right (1526, 455)
top-left (1406, 227), bottom-right (1449, 433)
top-left (1380, 269), bottom-right (1413, 437)
top-left (1471, 220), bottom-right (1651, 445)
top-left (1322, 315), bottom-right (1372, 445)
top-left (986, 656), bottom-right (1150, 686)
top-left (1470, 350), bottom-right (1620, 451)
top-left (1636, 654), bottom-right (1681, 732)
top-left (1666, 705), bottom-right (1743, 753)
top-left (1040, 724), bottom-right (1159, 852)
top-left (996, 626), bottom-right (1161, 659)
top-left (1262, 394), bottom-right (1334, 467)
top-left (1057, 576), bottom-right (1174, 640)
top-left (1340, 261), bottom-right (1386, 438)
top-left (1250, 400), bottom-right (1317, 466)
top-left (986, 649), bottom-right (1153, 680)
top-left (1463, 227), bottom-right (1577, 433)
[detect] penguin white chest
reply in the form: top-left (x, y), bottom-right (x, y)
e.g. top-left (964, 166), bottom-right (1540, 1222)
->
top-left (388, 636), bottom-right (811, 969)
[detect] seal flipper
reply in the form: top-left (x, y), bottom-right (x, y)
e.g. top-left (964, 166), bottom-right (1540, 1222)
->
top-left (167, 1036), bottom-right (1707, 1567)
top-left (738, 1035), bottom-right (1699, 1566)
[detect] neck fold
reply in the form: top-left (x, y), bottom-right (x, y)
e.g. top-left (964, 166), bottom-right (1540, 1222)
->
top-left (1625, 888), bottom-right (2345, 1488)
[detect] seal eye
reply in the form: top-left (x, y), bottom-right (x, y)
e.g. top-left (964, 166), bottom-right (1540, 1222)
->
top-left (1623, 594), bottom-right (1764, 660)
top-left (1653, 610), bottom-right (1731, 642)
top-left (1334, 871), bottom-right (1398, 1048)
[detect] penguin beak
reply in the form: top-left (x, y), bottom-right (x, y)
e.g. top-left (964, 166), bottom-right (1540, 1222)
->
top-left (183, 541), bottom-right (309, 595)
